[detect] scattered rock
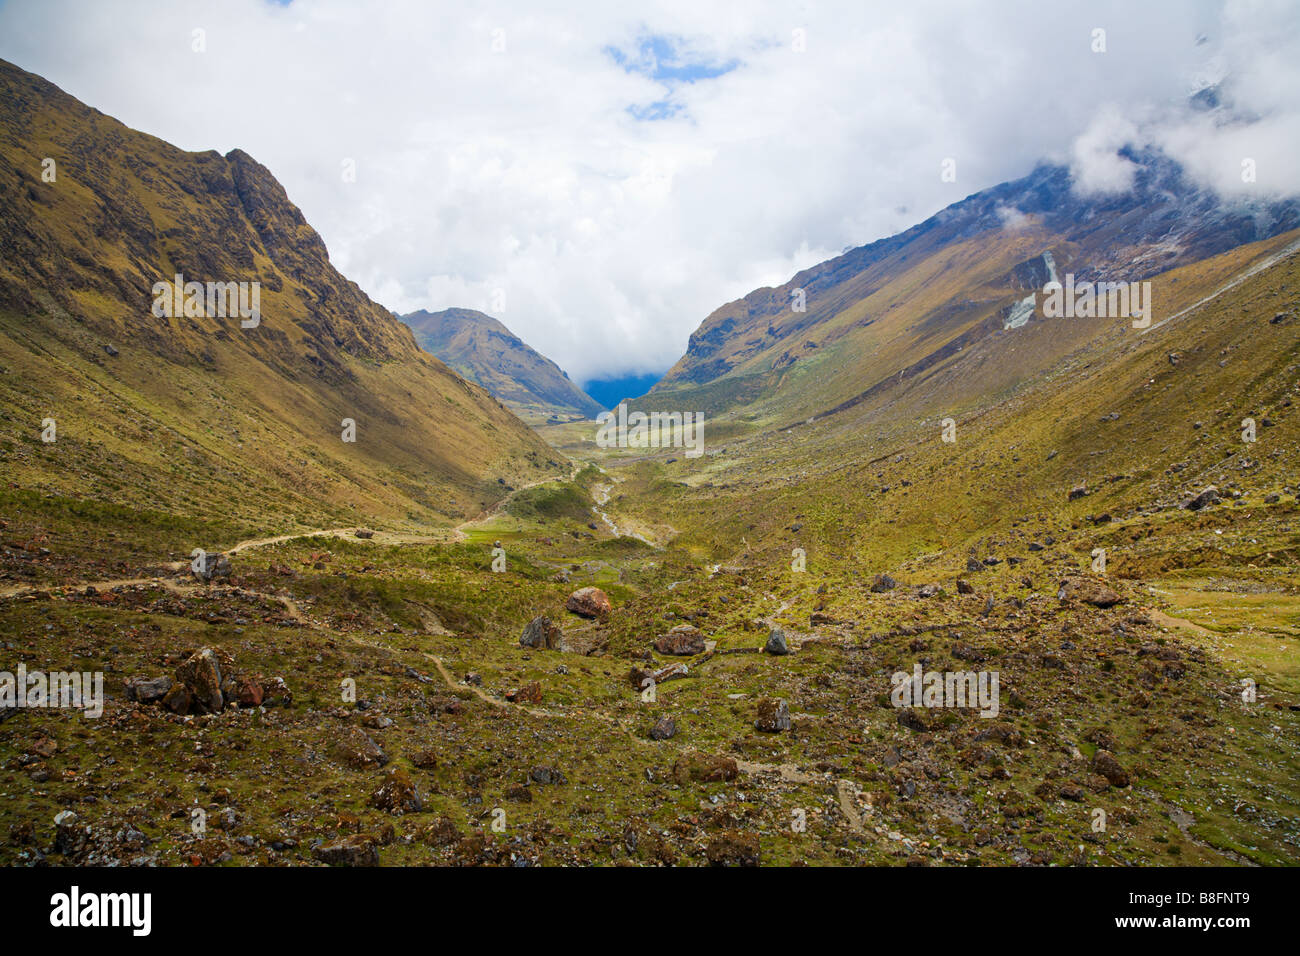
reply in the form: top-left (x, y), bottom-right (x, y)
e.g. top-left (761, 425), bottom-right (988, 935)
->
top-left (650, 716), bottom-right (677, 740)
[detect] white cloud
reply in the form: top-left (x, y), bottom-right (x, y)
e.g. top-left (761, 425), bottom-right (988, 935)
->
top-left (1, 0), bottom-right (1296, 384)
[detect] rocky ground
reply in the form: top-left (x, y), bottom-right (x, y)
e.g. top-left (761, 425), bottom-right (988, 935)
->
top-left (1, 457), bottom-right (1296, 867)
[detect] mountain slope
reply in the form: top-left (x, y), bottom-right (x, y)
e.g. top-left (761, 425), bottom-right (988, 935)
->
top-left (403, 307), bottom-right (604, 422)
top-left (644, 151), bottom-right (1300, 431)
top-left (0, 58), bottom-right (564, 578)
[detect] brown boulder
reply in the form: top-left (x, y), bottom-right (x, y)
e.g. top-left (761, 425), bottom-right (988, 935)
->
top-left (654, 624), bottom-right (706, 656)
top-left (1058, 576), bottom-right (1121, 608)
top-left (565, 587), bottom-right (612, 619)
top-left (1091, 749), bottom-right (1131, 788)
top-left (370, 766), bottom-right (423, 814)
top-left (175, 648), bottom-right (225, 713)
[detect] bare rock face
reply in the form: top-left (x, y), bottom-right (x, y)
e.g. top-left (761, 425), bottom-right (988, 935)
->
top-left (1057, 575), bottom-right (1121, 608)
top-left (520, 615), bottom-right (563, 650)
top-left (754, 697), bottom-right (792, 732)
top-left (565, 587), bottom-right (611, 619)
top-left (654, 624), bottom-right (706, 656)
top-left (175, 648), bottom-right (224, 712)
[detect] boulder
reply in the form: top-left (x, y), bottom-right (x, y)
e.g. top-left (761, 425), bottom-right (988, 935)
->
top-left (565, 586), bottom-right (611, 619)
top-left (650, 716), bottom-right (677, 740)
top-left (1057, 575), bottom-right (1121, 608)
top-left (1180, 486), bottom-right (1220, 511)
top-left (654, 624), bottom-right (706, 656)
top-left (764, 627), bottom-right (790, 655)
top-left (191, 551), bottom-right (231, 583)
top-left (1091, 750), bottom-right (1131, 788)
top-left (754, 697), bottom-right (792, 732)
top-left (334, 728), bottom-right (388, 769)
top-left (124, 676), bottom-right (172, 703)
top-left (506, 681), bottom-right (543, 704)
top-left (370, 766), bottom-right (423, 813)
top-left (520, 615), bottom-right (563, 650)
top-left (870, 573), bottom-right (897, 592)
top-left (175, 648), bottom-right (224, 713)
top-left (313, 834), bottom-right (379, 866)
top-left (161, 683), bottom-right (192, 715)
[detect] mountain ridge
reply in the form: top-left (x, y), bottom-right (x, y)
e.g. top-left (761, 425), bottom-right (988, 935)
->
top-left (402, 306), bottom-right (605, 422)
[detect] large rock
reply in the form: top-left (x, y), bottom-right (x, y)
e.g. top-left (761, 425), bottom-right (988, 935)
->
top-left (334, 728), bottom-right (388, 769)
top-left (754, 697), bottom-right (792, 732)
top-left (565, 587), bottom-right (612, 619)
top-left (870, 573), bottom-right (897, 593)
top-left (124, 676), bottom-right (172, 703)
top-left (370, 766), bottom-right (423, 814)
top-left (161, 683), bottom-right (192, 715)
top-left (175, 649), bottom-right (224, 712)
top-left (1057, 576), bottom-right (1121, 608)
top-left (1091, 750), bottom-right (1131, 788)
top-left (654, 624), bottom-right (705, 656)
top-left (191, 551), bottom-right (231, 583)
top-left (1180, 486), bottom-right (1220, 510)
top-left (313, 834), bottom-right (379, 866)
top-left (520, 615), bottom-right (563, 650)
top-left (650, 716), bottom-right (677, 740)
top-left (764, 628), bottom-right (790, 655)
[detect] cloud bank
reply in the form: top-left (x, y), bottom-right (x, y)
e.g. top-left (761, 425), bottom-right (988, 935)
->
top-left (1, 0), bottom-right (1296, 384)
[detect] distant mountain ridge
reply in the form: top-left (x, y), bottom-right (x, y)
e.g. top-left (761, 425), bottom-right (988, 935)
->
top-left (402, 307), bottom-right (604, 421)
top-left (644, 148), bottom-right (1300, 428)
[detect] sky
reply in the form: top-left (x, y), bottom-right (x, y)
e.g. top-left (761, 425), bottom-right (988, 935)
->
top-left (1, 0), bottom-right (1297, 388)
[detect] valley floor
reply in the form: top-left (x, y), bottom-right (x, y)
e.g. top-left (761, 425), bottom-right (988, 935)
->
top-left (1, 444), bottom-right (1296, 867)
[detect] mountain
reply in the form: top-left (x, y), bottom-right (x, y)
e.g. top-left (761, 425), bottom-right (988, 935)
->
top-left (402, 307), bottom-right (605, 422)
top-left (0, 58), bottom-right (564, 574)
top-left (643, 150), bottom-right (1300, 431)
